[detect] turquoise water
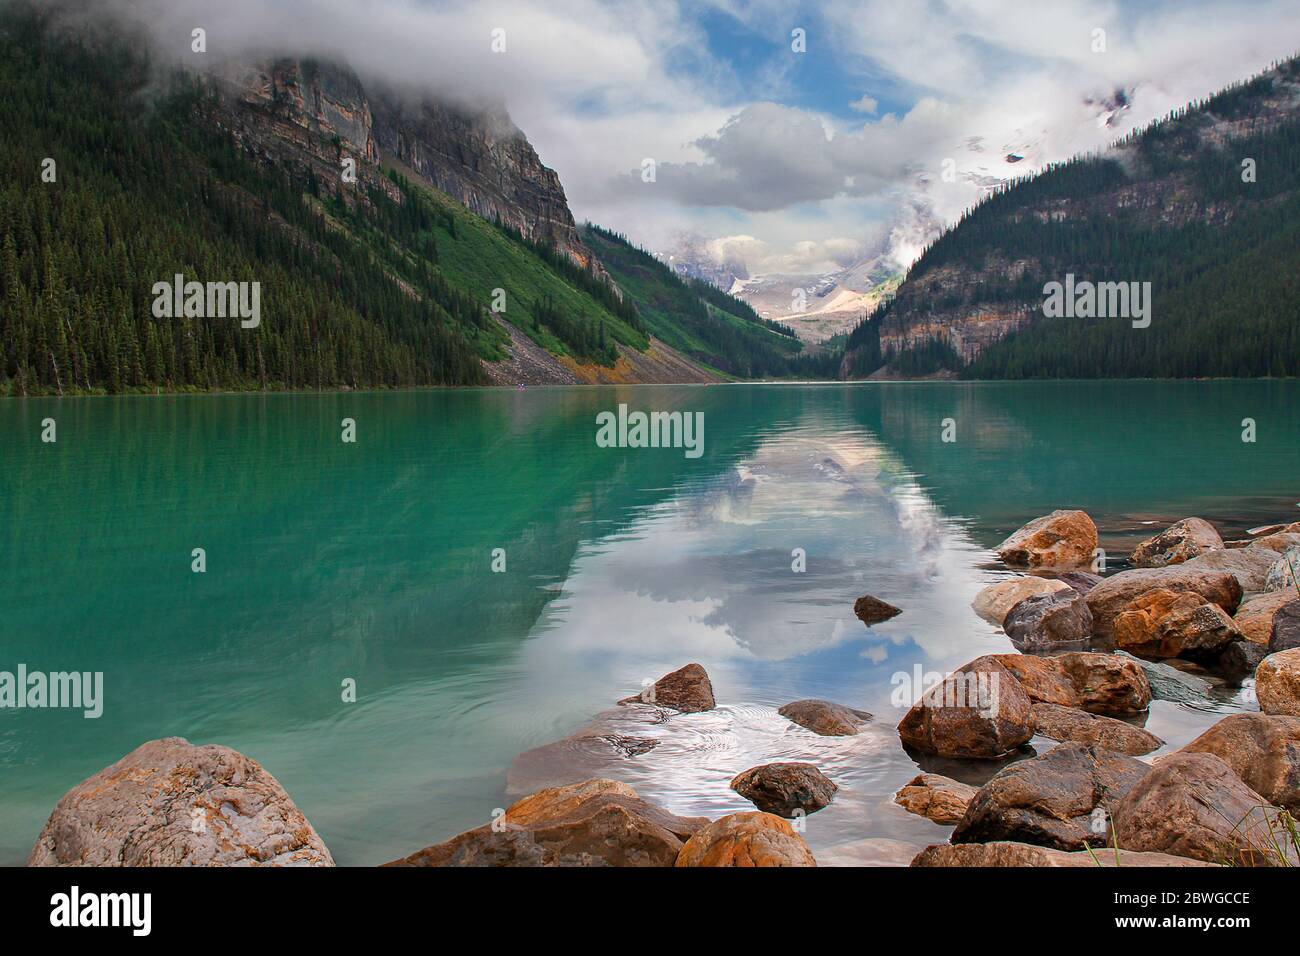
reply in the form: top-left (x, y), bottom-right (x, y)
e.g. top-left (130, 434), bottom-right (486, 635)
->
top-left (2, 381), bottom-right (1297, 865)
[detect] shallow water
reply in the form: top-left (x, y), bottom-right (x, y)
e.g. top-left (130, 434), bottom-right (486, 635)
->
top-left (1, 381), bottom-right (1296, 865)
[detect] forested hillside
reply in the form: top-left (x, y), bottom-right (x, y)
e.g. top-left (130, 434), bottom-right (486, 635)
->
top-left (842, 54), bottom-right (1300, 380)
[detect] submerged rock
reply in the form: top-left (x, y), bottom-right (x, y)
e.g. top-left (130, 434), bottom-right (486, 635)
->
top-left (730, 762), bottom-right (837, 817)
top-left (996, 510), bottom-right (1099, 569)
top-left (1030, 702), bottom-right (1161, 755)
top-left (1113, 588), bottom-right (1242, 660)
top-left (1131, 517), bottom-right (1223, 568)
top-left (1115, 651), bottom-right (1215, 704)
top-left (778, 698), bottom-right (871, 736)
top-left (971, 576), bottom-right (1071, 626)
top-left (1179, 713), bottom-right (1300, 813)
top-left (27, 737), bottom-right (333, 867)
top-left (675, 812), bottom-right (816, 867)
top-left (894, 773), bottom-right (978, 825)
top-left (618, 662), bottom-right (716, 713)
top-left (853, 593), bottom-right (902, 625)
top-left (1085, 566), bottom-right (1243, 638)
top-left (1256, 648), bottom-right (1300, 717)
top-left (897, 655), bottom-right (1034, 759)
top-left (911, 842), bottom-right (1216, 867)
top-left (952, 743), bottom-right (1150, 851)
top-left (1003, 589), bottom-right (1093, 650)
top-left (992, 651), bottom-right (1151, 716)
top-left (385, 778), bottom-right (707, 867)
top-left (1113, 752), bottom-right (1296, 866)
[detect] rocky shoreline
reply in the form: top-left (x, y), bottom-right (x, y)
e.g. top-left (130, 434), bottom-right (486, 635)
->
top-left (24, 510), bottom-right (1300, 867)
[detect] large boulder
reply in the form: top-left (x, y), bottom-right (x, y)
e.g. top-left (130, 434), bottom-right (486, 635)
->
top-left (1179, 713), bottom-right (1300, 813)
top-left (384, 779), bottom-right (707, 867)
top-left (777, 699), bottom-right (871, 736)
top-left (853, 593), bottom-right (901, 625)
top-left (674, 812), bottom-right (816, 867)
top-left (27, 737), bottom-right (333, 867)
top-left (1269, 600), bottom-right (1300, 652)
top-left (1234, 591), bottom-right (1299, 646)
top-left (1112, 752), bottom-right (1296, 866)
top-left (1085, 566), bottom-right (1243, 638)
top-left (1245, 531), bottom-right (1300, 554)
top-left (1131, 517), bottom-right (1223, 567)
top-left (1031, 702), bottom-right (1161, 755)
top-left (1184, 547), bottom-right (1281, 593)
top-left (1264, 545), bottom-right (1300, 593)
top-left (993, 652), bottom-right (1151, 716)
top-left (897, 656), bottom-right (1034, 759)
top-left (730, 763), bottom-right (837, 818)
top-left (996, 510), bottom-right (1098, 569)
top-left (1256, 649), bottom-right (1300, 717)
top-left (951, 743), bottom-right (1150, 851)
top-left (618, 662), bottom-right (715, 713)
top-left (971, 576), bottom-right (1071, 626)
top-left (894, 774), bottom-right (978, 825)
top-left (1003, 589), bottom-right (1093, 650)
top-left (911, 841), bottom-right (1216, 867)
top-left (1113, 588), bottom-right (1242, 660)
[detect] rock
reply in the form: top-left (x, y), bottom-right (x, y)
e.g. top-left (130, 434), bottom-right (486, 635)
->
top-left (385, 779), bottom-right (708, 867)
top-left (1113, 752), bottom-right (1296, 866)
top-left (911, 841), bottom-right (1217, 867)
top-left (1031, 703), bottom-right (1161, 755)
top-left (777, 699), bottom-right (871, 736)
top-left (996, 510), bottom-right (1099, 569)
top-left (993, 652), bottom-right (1152, 716)
top-left (1185, 547), bottom-right (1282, 593)
top-left (1248, 531), bottom-right (1300, 554)
top-left (1131, 517), bottom-right (1223, 567)
top-left (894, 773), bottom-right (979, 825)
top-left (1214, 640), bottom-right (1270, 679)
top-left (730, 763), bottom-right (836, 817)
top-left (1113, 588), bottom-right (1242, 660)
top-left (1264, 545), bottom-right (1300, 593)
top-left (897, 655), bottom-right (1035, 759)
top-left (951, 743), bottom-right (1151, 851)
top-left (853, 593), bottom-right (902, 625)
top-left (1003, 589), bottom-right (1093, 649)
top-left (1269, 600), bottom-right (1300, 652)
top-left (674, 812), bottom-right (817, 867)
top-left (1115, 651), bottom-right (1216, 704)
top-left (1179, 713), bottom-right (1300, 813)
top-left (618, 662), bottom-right (715, 713)
top-left (1234, 590), bottom-right (1298, 645)
top-left (971, 576), bottom-right (1071, 626)
top-left (26, 737), bottom-right (333, 867)
top-left (1086, 566), bottom-right (1243, 638)
top-left (1256, 649), bottom-right (1300, 717)
top-left (1053, 571), bottom-right (1104, 594)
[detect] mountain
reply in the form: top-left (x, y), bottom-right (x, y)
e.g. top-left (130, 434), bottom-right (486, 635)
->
top-left (842, 55), bottom-right (1300, 379)
top-left (0, 3), bottom-right (743, 394)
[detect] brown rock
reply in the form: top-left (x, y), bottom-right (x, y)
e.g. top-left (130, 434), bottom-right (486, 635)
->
top-left (971, 576), bottom-right (1071, 626)
top-left (1086, 566), bottom-right (1243, 638)
top-left (1113, 588), bottom-right (1242, 659)
top-left (26, 737), bottom-right (333, 867)
top-left (911, 841), bottom-right (1217, 867)
top-left (1249, 531), bottom-right (1300, 554)
top-left (1003, 589), bottom-right (1093, 649)
top-left (777, 699), bottom-right (871, 736)
top-left (1256, 648), bottom-right (1300, 717)
top-left (1234, 590), bottom-right (1298, 646)
top-left (996, 510), bottom-right (1099, 568)
top-left (1179, 713), bottom-right (1300, 813)
top-left (618, 662), bottom-right (715, 713)
top-left (1269, 600), bottom-right (1300, 652)
top-left (897, 656), bottom-right (1035, 759)
top-left (730, 763), bottom-right (837, 817)
top-left (385, 779), bottom-right (707, 867)
top-left (674, 812), bottom-right (817, 867)
top-left (894, 773), bottom-right (978, 825)
top-left (1113, 752), bottom-right (1296, 866)
top-left (1131, 517), bottom-right (1223, 567)
top-left (853, 593), bottom-right (902, 625)
top-left (952, 743), bottom-right (1150, 851)
top-left (1053, 571), bottom-right (1104, 594)
top-left (1185, 547), bottom-right (1283, 593)
top-left (993, 652), bottom-right (1152, 716)
top-left (1031, 702), bottom-right (1162, 755)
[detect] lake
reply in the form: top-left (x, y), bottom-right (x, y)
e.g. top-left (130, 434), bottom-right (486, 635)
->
top-left (2, 381), bottom-right (1297, 865)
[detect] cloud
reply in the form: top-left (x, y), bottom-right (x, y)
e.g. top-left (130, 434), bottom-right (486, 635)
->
top-left (849, 94), bottom-right (878, 114)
